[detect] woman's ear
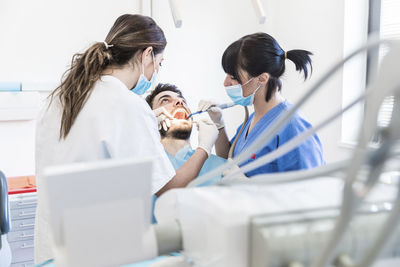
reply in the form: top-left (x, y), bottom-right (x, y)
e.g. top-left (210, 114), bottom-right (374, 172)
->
top-left (257, 73), bottom-right (269, 85)
top-left (141, 46), bottom-right (153, 65)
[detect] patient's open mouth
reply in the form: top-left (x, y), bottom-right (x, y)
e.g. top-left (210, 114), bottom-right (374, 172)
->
top-left (172, 108), bottom-right (189, 120)
top-left (174, 112), bottom-right (187, 120)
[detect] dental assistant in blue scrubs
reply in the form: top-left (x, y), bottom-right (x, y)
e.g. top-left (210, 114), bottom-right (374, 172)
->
top-left (198, 32), bottom-right (325, 176)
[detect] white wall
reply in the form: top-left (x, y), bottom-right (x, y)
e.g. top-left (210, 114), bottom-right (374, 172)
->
top-left (0, 0), bottom-right (352, 177)
top-left (0, 0), bottom-right (141, 176)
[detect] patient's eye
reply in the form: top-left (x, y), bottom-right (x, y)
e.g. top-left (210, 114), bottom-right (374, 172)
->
top-left (161, 98), bottom-right (169, 103)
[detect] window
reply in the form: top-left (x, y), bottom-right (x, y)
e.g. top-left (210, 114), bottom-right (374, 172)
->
top-left (341, 0), bottom-right (400, 145)
top-left (374, 0), bottom-right (400, 128)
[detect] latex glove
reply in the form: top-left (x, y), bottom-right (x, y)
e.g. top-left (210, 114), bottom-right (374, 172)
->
top-left (221, 159), bottom-right (248, 181)
top-left (198, 99), bottom-right (225, 130)
top-left (153, 106), bottom-right (173, 131)
top-left (197, 118), bottom-right (219, 157)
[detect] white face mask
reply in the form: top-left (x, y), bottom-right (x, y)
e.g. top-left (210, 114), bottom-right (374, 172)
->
top-left (131, 51), bottom-right (158, 95)
top-left (225, 77), bottom-right (260, 106)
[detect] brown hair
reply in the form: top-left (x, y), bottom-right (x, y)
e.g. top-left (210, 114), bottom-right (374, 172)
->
top-left (50, 14), bottom-right (167, 139)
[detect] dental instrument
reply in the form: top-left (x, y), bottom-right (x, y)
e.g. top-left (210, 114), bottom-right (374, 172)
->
top-left (169, 0), bottom-right (182, 28)
top-left (186, 102), bottom-right (236, 120)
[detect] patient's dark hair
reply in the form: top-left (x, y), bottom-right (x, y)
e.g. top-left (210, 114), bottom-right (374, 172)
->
top-left (146, 83), bottom-right (185, 109)
top-left (146, 83), bottom-right (189, 138)
top-left (222, 32), bottom-right (313, 102)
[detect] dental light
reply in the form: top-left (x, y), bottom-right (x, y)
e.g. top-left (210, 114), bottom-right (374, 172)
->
top-left (169, 0), bottom-right (182, 28)
top-left (252, 0), bottom-right (266, 24)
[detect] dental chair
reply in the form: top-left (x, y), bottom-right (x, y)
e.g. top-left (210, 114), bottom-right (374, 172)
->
top-left (0, 171), bottom-right (11, 267)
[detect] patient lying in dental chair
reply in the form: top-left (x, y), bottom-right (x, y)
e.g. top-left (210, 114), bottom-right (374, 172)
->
top-left (146, 83), bottom-right (226, 187)
top-left (124, 84), bottom-right (227, 266)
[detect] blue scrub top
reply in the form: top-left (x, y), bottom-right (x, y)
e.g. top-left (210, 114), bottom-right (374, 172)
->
top-left (231, 100), bottom-right (324, 177)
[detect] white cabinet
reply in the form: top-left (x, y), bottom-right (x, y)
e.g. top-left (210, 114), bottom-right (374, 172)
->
top-left (7, 193), bottom-right (37, 267)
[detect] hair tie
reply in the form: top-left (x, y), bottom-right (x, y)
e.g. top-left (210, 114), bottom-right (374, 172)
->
top-left (103, 41), bottom-right (114, 50)
top-left (284, 51), bottom-right (287, 59)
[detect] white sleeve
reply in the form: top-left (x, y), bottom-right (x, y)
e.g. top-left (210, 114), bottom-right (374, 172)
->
top-left (139, 109), bottom-right (176, 193)
top-left (101, 96), bottom-right (175, 194)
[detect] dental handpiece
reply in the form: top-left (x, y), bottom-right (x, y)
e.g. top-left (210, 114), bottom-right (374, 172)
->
top-left (186, 102), bottom-right (236, 120)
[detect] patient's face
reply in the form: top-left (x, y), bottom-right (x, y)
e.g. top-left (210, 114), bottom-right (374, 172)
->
top-left (152, 91), bottom-right (193, 139)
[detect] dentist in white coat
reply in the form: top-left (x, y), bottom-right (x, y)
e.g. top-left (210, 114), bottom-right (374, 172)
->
top-left (35, 14), bottom-right (218, 263)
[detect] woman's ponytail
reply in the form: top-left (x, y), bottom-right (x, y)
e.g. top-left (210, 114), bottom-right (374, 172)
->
top-left (50, 42), bottom-right (112, 139)
top-left (286, 49), bottom-right (313, 80)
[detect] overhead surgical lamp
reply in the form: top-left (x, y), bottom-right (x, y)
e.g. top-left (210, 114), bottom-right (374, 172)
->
top-left (169, 0), bottom-right (182, 28)
top-left (252, 0), bottom-right (266, 24)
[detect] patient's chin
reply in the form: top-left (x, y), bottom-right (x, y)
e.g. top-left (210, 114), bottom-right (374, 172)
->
top-left (169, 121), bottom-right (192, 131)
top-left (166, 123), bottom-right (192, 140)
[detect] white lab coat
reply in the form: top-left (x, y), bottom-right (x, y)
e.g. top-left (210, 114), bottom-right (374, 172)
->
top-left (34, 75), bottom-right (175, 263)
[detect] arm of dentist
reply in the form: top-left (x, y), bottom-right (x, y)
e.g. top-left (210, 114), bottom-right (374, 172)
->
top-left (156, 118), bottom-right (218, 196)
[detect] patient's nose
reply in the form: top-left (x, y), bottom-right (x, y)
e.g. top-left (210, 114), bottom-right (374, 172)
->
top-left (174, 98), bottom-right (184, 106)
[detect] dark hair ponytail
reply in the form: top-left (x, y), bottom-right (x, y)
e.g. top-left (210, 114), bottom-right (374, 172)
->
top-left (286, 49), bottom-right (313, 80)
top-left (222, 32), bottom-right (313, 102)
top-left (50, 14), bottom-right (166, 139)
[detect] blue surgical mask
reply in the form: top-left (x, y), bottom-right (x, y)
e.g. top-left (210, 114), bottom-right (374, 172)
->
top-left (225, 78), bottom-right (260, 106)
top-left (131, 52), bottom-right (158, 95)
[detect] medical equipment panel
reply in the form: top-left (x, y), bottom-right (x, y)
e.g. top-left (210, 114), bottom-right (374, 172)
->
top-left (250, 206), bottom-right (398, 267)
top-left (8, 192), bottom-right (37, 267)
